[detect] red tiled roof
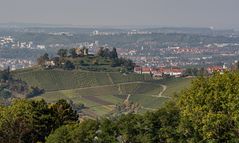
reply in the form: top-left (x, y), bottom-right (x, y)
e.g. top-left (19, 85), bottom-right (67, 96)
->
top-left (142, 67), bottom-right (151, 72)
top-left (134, 67), bottom-right (142, 71)
top-left (207, 66), bottom-right (224, 71)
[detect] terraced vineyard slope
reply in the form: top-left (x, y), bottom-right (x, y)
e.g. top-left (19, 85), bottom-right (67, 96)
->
top-left (13, 68), bottom-right (192, 117)
top-left (14, 69), bottom-right (152, 91)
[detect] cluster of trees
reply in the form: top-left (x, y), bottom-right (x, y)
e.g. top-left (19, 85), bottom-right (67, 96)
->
top-left (97, 47), bottom-right (134, 72)
top-left (26, 86), bottom-right (45, 98)
top-left (111, 58), bottom-right (135, 72)
top-left (183, 67), bottom-right (209, 76)
top-left (37, 52), bottom-right (75, 70)
top-left (0, 67), bottom-right (11, 81)
top-left (0, 68), bottom-right (44, 102)
top-left (37, 47), bottom-right (90, 70)
top-left (57, 47), bottom-right (88, 58)
top-left (1, 72), bottom-right (239, 142)
top-left (177, 72), bottom-right (239, 142)
top-left (46, 105), bottom-right (179, 143)
top-left (0, 68), bottom-right (22, 101)
top-left (97, 47), bottom-right (118, 59)
top-left (37, 47), bottom-right (135, 72)
top-left (37, 53), bottom-right (50, 66)
top-left (0, 99), bottom-right (78, 143)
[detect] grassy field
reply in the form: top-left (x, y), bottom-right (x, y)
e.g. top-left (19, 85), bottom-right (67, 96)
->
top-left (130, 78), bottom-right (192, 109)
top-left (14, 68), bottom-right (193, 117)
top-left (108, 73), bottom-right (152, 84)
top-left (155, 77), bottom-right (192, 97)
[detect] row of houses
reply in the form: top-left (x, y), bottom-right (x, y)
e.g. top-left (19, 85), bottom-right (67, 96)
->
top-left (134, 65), bottom-right (228, 78)
top-left (206, 66), bottom-right (226, 74)
top-left (134, 67), bottom-right (184, 77)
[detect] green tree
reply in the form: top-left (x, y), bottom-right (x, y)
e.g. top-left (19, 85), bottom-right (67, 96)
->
top-left (36, 53), bottom-right (49, 67)
top-left (26, 86), bottom-right (44, 98)
top-left (57, 49), bottom-right (68, 58)
top-left (63, 60), bottom-right (75, 70)
top-left (37, 56), bottom-right (46, 66)
top-left (110, 47), bottom-right (118, 59)
top-left (0, 99), bottom-right (34, 143)
top-left (144, 101), bottom-right (180, 143)
top-left (0, 89), bottom-right (11, 99)
top-left (0, 68), bottom-right (11, 81)
top-left (46, 120), bottom-right (98, 143)
top-left (0, 99), bottom-right (78, 143)
top-left (45, 125), bottom-right (73, 143)
top-left (70, 120), bottom-right (99, 143)
top-left (116, 114), bottom-right (150, 142)
top-left (43, 53), bottom-right (49, 61)
top-left (69, 48), bottom-right (77, 58)
top-left (177, 72), bottom-right (239, 142)
top-left (50, 99), bottom-right (78, 126)
top-left (98, 118), bottom-right (118, 143)
top-left (52, 57), bottom-right (60, 67)
top-left (29, 100), bottom-right (56, 142)
top-left (184, 68), bottom-right (200, 76)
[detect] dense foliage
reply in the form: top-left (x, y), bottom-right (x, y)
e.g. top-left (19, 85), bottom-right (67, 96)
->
top-left (0, 99), bottom-right (78, 143)
top-left (1, 72), bottom-right (239, 142)
top-left (177, 72), bottom-right (239, 142)
top-left (37, 47), bottom-right (134, 72)
top-left (0, 68), bottom-right (44, 102)
top-left (46, 102), bottom-right (179, 143)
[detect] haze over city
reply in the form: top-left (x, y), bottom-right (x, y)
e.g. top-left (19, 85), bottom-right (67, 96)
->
top-left (0, 0), bottom-right (238, 29)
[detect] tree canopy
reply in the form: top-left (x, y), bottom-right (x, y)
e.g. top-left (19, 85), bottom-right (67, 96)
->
top-left (0, 99), bottom-right (78, 143)
top-left (57, 49), bottom-right (68, 58)
top-left (177, 72), bottom-right (239, 142)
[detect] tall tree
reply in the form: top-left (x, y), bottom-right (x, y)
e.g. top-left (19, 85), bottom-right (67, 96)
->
top-left (57, 49), bottom-right (68, 58)
top-left (0, 99), bottom-right (79, 143)
top-left (177, 72), bottom-right (239, 142)
top-left (43, 53), bottom-right (49, 61)
top-left (50, 99), bottom-right (78, 126)
top-left (0, 99), bottom-right (34, 143)
top-left (110, 48), bottom-right (118, 59)
top-left (69, 48), bottom-right (77, 58)
top-left (63, 60), bottom-right (75, 70)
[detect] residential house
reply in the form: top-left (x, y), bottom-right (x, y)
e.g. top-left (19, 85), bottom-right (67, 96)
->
top-left (207, 66), bottom-right (225, 74)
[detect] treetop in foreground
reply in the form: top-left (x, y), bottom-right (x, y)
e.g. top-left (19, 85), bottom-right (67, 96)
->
top-left (178, 72), bottom-right (239, 142)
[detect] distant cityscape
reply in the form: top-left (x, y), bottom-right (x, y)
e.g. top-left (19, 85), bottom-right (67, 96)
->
top-left (0, 27), bottom-right (239, 72)
top-left (0, 36), bottom-right (46, 49)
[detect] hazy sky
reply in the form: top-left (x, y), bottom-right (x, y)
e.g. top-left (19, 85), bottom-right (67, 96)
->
top-left (0, 0), bottom-right (238, 29)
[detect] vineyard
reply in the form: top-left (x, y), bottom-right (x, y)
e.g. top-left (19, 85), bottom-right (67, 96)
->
top-left (14, 69), bottom-right (152, 91)
top-left (108, 72), bottom-right (152, 84)
top-left (13, 68), bottom-right (192, 117)
top-left (32, 82), bottom-right (163, 116)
